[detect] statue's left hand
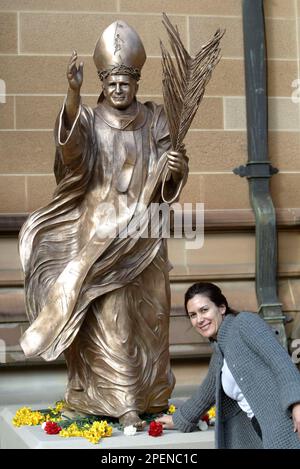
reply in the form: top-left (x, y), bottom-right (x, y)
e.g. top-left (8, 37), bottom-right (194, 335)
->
top-left (166, 149), bottom-right (187, 183)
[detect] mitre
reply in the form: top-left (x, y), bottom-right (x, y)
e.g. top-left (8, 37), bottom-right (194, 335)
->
top-left (93, 20), bottom-right (146, 80)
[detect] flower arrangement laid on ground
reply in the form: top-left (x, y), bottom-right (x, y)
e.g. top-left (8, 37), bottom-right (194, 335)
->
top-left (12, 402), bottom-right (216, 443)
top-left (13, 401), bottom-right (65, 427)
top-left (12, 401), bottom-right (113, 444)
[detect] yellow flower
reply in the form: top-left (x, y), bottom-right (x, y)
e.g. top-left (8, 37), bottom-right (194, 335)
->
top-left (12, 400), bottom-right (66, 428)
top-left (59, 423), bottom-right (84, 438)
top-left (83, 420), bottom-right (113, 443)
top-left (167, 404), bottom-right (176, 415)
top-left (47, 400), bottom-right (66, 416)
top-left (207, 406), bottom-right (216, 419)
top-left (13, 402), bottom-right (113, 445)
top-left (59, 420), bottom-right (113, 444)
top-left (54, 401), bottom-right (66, 414)
top-left (12, 407), bottom-right (45, 427)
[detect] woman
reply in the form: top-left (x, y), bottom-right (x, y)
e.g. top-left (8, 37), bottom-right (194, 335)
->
top-left (157, 282), bottom-right (300, 449)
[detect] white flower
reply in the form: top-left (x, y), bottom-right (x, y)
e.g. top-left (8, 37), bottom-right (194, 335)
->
top-left (198, 420), bottom-right (208, 431)
top-left (123, 425), bottom-right (137, 436)
top-left (41, 422), bottom-right (47, 430)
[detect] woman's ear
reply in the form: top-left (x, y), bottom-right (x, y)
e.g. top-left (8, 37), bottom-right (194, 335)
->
top-left (220, 305), bottom-right (226, 316)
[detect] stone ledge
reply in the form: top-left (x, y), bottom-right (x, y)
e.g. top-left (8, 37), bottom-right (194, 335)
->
top-left (0, 371), bottom-right (214, 449)
top-left (0, 405), bottom-right (215, 449)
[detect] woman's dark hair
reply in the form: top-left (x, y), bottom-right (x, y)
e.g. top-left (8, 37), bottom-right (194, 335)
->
top-left (184, 282), bottom-right (237, 316)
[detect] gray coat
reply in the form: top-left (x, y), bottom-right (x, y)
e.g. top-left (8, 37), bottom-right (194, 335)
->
top-left (173, 312), bottom-right (300, 449)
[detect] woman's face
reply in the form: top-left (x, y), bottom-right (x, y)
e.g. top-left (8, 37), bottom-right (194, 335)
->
top-left (187, 294), bottom-right (226, 339)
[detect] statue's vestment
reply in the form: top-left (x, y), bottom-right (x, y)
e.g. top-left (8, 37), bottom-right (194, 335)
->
top-left (19, 98), bottom-right (187, 416)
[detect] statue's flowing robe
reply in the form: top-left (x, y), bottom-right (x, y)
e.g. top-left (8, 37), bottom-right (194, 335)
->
top-left (19, 99), bottom-right (187, 416)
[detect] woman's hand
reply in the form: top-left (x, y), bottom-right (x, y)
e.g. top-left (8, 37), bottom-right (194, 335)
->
top-left (292, 402), bottom-right (300, 440)
top-left (155, 414), bottom-right (175, 430)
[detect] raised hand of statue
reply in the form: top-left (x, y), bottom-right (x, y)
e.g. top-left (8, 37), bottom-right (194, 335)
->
top-left (67, 50), bottom-right (84, 91)
top-left (65, 50), bottom-right (83, 127)
top-left (166, 148), bottom-right (187, 183)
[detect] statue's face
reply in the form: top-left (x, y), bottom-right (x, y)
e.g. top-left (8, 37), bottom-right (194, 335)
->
top-left (102, 74), bottom-right (138, 109)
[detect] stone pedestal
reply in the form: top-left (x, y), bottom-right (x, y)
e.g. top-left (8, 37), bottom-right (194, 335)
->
top-left (0, 405), bottom-right (214, 449)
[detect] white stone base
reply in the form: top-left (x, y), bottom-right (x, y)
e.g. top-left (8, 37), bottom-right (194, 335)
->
top-left (0, 405), bottom-right (215, 449)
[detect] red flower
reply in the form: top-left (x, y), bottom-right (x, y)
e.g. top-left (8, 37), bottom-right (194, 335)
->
top-left (148, 421), bottom-right (163, 437)
top-left (201, 414), bottom-right (209, 424)
top-left (44, 421), bottom-right (62, 435)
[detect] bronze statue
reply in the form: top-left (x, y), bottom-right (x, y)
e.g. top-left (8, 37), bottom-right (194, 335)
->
top-left (19, 15), bottom-right (223, 428)
top-left (19, 20), bottom-right (189, 428)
